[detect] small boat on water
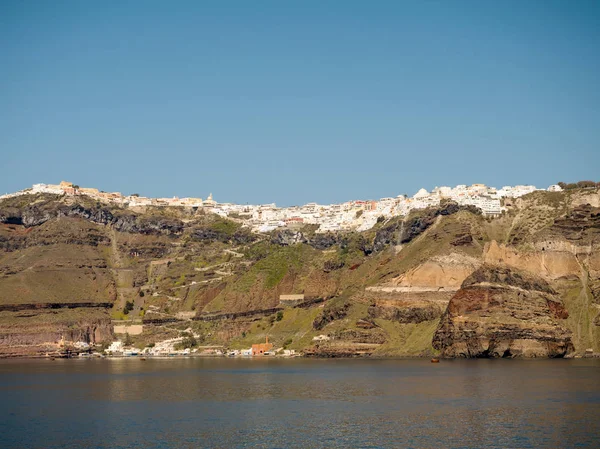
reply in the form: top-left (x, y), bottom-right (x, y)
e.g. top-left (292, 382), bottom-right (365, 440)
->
top-left (431, 358), bottom-right (440, 363)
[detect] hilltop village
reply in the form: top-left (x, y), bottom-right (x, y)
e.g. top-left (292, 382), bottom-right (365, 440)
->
top-left (2, 181), bottom-right (564, 234)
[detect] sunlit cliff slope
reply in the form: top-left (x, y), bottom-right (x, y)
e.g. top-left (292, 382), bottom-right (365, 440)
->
top-left (1, 188), bottom-right (599, 357)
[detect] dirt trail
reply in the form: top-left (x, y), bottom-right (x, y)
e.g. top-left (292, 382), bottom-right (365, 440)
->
top-left (109, 228), bottom-right (138, 314)
top-left (110, 228), bottom-right (124, 269)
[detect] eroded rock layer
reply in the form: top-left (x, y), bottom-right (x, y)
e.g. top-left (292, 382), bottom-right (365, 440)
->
top-left (0, 189), bottom-right (598, 357)
top-left (433, 265), bottom-right (574, 358)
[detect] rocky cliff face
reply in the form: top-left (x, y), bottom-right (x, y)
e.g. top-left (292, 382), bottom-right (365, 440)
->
top-left (371, 201), bottom-right (481, 252)
top-left (0, 197), bottom-right (184, 235)
top-left (0, 189), bottom-right (599, 357)
top-left (388, 253), bottom-right (481, 292)
top-left (433, 265), bottom-right (574, 358)
top-left (0, 309), bottom-right (113, 357)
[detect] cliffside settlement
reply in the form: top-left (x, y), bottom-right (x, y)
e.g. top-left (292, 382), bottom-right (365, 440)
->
top-left (2, 181), bottom-right (559, 234)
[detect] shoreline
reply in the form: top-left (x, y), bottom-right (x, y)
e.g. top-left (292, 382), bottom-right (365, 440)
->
top-left (1, 352), bottom-right (599, 360)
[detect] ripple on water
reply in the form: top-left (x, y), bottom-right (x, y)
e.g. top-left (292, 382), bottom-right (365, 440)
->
top-left (0, 358), bottom-right (599, 448)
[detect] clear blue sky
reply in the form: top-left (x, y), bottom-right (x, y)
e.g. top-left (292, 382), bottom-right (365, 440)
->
top-left (1, 1), bottom-right (599, 205)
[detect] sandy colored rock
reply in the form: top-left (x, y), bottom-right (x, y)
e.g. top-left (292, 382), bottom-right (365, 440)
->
top-left (389, 253), bottom-right (481, 291)
top-left (484, 240), bottom-right (581, 280)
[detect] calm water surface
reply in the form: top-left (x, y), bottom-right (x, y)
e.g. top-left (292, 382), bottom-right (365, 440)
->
top-left (0, 358), bottom-right (599, 449)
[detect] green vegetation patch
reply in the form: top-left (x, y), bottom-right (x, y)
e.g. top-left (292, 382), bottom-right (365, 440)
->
top-left (558, 279), bottom-right (600, 353)
top-left (374, 319), bottom-right (440, 356)
top-left (226, 306), bottom-right (322, 350)
top-left (234, 244), bottom-right (310, 292)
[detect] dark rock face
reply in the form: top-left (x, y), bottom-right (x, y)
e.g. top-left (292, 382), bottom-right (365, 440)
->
top-left (372, 202), bottom-right (481, 252)
top-left (21, 207), bottom-right (53, 227)
top-left (368, 304), bottom-right (442, 324)
top-left (371, 220), bottom-right (403, 253)
top-left (192, 227), bottom-right (225, 242)
top-left (0, 210), bottom-right (24, 225)
top-left (57, 205), bottom-right (115, 226)
top-left (0, 206), bottom-right (48, 227)
top-left (462, 264), bottom-right (556, 294)
top-left (451, 233), bottom-right (473, 246)
top-left (270, 230), bottom-right (307, 246)
top-left (401, 213), bottom-right (439, 244)
top-left (309, 233), bottom-right (339, 250)
top-left (323, 259), bottom-right (345, 273)
top-left (339, 234), bottom-right (372, 256)
top-left (551, 204), bottom-right (600, 243)
top-left (231, 229), bottom-right (256, 245)
top-left (0, 202), bottom-right (183, 235)
top-left (112, 215), bottom-right (183, 235)
top-left (313, 299), bottom-right (350, 330)
top-left (0, 203), bottom-right (114, 228)
top-left (433, 265), bottom-right (574, 358)
top-left (334, 328), bottom-right (387, 344)
top-left (192, 227), bottom-right (255, 245)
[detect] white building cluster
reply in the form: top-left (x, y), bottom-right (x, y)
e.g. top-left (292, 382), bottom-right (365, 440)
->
top-left (1, 181), bottom-right (559, 234)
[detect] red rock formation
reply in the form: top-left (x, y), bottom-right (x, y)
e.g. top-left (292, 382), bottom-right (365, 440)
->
top-left (433, 265), bottom-right (574, 358)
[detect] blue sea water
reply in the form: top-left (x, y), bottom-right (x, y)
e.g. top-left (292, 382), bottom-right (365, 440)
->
top-left (0, 358), bottom-right (599, 449)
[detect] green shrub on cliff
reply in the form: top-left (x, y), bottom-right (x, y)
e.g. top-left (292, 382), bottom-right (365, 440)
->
top-left (209, 217), bottom-right (240, 236)
top-left (174, 334), bottom-right (197, 350)
top-left (235, 244), bottom-right (307, 292)
top-left (123, 301), bottom-right (134, 315)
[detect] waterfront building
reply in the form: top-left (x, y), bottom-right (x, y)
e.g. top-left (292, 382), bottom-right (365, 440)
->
top-left (252, 336), bottom-right (273, 356)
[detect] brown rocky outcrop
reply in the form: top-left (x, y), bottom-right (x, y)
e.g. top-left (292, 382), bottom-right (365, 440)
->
top-left (368, 302), bottom-right (443, 324)
top-left (0, 201), bottom-right (184, 235)
top-left (0, 309), bottom-right (113, 357)
top-left (304, 342), bottom-right (380, 358)
top-left (550, 204), bottom-right (600, 243)
top-left (433, 265), bottom-right (574, 358)
top-left (371, 201), bottom-right (481, 252)
top-left (313, 298), bottom-right (350, 330)
top-left (333, 328), bottom-right (387, 344)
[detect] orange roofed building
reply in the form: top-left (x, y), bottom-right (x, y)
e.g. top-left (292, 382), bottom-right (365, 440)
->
top-left (252, 336), bottom-right (273, 356)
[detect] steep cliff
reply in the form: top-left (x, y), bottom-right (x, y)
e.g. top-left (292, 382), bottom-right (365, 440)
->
top-left (432, 265), bottom-right (574, 358)
top-left (0, 188), bottom-right (599, 357)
